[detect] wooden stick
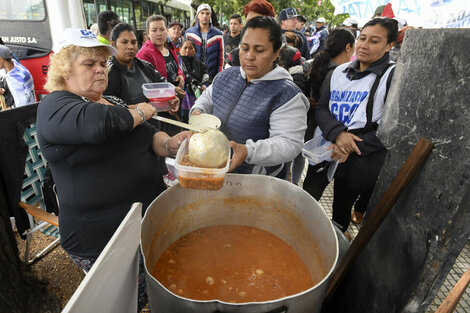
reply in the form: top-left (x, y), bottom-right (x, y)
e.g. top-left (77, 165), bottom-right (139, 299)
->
top-left (435, 267), bottom-right (470, 313)
top-left (151, 115), bottom-right (206, 133)
top-left (325, 138), bottom-right (434, 300)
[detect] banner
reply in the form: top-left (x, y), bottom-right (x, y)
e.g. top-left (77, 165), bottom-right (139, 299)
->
top-left (330, 0), bottom-right (470, 28)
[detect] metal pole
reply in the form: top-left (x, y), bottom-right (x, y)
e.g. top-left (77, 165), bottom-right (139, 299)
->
top-left (130, 0), bottom-right (137, 29)
top-left (219, 0), bottom-right (223, 27)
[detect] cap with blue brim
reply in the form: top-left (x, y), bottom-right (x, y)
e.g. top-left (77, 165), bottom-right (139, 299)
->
top-left (58, 28), bottom-right (116, 56)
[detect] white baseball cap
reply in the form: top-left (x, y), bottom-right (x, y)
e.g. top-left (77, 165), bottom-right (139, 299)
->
top-left (342, 17), bottom-right (357, 26)
top-left (58, 28), bottom-right (116, 55)
top-left (197, 4), bottom-right (212, 16)
top-left (317, 17), bottom-right (326, 23)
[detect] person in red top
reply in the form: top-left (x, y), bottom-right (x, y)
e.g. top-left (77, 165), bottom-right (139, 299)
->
top-left (137, 15), bottom-right (185, 99)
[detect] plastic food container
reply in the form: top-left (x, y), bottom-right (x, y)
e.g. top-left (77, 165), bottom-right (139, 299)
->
top-left (302, 135), bottom-right (333, 165)
top-left (142, 82), bottom-right (175, 112)
top-left (175, 139), bottom-right (230, 190)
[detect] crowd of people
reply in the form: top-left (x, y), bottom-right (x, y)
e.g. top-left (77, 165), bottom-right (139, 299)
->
top-left (25, 0), bottom-right (414, 310)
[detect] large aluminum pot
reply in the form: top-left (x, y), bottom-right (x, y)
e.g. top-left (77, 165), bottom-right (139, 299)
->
top-left (141, 174), bottom-right (339, 313)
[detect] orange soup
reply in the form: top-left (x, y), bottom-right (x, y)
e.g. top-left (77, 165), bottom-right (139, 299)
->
top-left (152, 225), bottom-right (317, 303)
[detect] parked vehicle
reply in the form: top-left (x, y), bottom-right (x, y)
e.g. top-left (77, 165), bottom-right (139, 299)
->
top-left (0, 0), bottom-right (193, 98)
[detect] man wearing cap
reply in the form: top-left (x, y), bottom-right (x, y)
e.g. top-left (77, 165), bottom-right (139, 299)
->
top-left (342, 17), bottom-right (359, 38)
top-left (279, 8), bottom-right (310, 60)
top-left (185, 4), bottom-right (224, 80)
top-left (168, 21), bottom-right (184, 54)
top-left (0, 45), bottom-right (35, 108)
top-left (223, 14), bottom-right (243, 62)
top-left (309, 17), bottom-right (328, 57)
top-left (96, 10), bottom-right (121, 45)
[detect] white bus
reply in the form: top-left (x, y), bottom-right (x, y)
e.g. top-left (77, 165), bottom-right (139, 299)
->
top-left (0, 0), bottom-right (194, 98)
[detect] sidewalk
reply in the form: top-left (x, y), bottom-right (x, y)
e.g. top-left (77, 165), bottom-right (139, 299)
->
top-left (299, 171), bottom-right (470, 312)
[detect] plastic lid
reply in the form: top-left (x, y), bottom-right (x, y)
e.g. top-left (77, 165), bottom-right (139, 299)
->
top-left (189, 113), bottom-right (221, 130)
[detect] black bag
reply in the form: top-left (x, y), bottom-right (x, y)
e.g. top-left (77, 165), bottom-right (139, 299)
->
top-left (41, 165), bottom-right (59, 215)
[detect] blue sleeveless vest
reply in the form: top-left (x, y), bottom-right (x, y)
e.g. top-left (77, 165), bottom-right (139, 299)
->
top-left (212, 66), bottom-right (301, 176)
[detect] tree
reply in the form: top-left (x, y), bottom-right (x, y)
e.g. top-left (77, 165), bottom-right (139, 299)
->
top-left (191, 0), bottom-right (347, 28)
top-left (295, 0), bottom-right (349, 27)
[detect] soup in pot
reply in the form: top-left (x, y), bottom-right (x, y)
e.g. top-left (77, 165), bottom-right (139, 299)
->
top-left (152, 225), bottom-right (321, 303)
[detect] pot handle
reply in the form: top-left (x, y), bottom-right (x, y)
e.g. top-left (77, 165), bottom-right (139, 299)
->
top-left (214, 306), bottom-right (287, 313)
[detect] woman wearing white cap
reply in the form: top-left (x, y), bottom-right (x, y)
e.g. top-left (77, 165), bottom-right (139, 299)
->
top-left (36, 28), bottom-right (191, 310)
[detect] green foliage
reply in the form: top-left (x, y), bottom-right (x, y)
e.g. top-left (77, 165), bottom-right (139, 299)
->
top-left (191, 0), bottom-right (349, 27)
top-left (294, 0), bottom-right (349, 27)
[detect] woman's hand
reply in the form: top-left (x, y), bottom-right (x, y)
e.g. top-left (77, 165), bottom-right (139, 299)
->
top-left (328, 144), bottom-right (349, 163)
top-left (165, 131), bottom-right (192, 156)
top-left (190, 109), bottom-right (201, 116)
top-left (153, 131), bottom-right (192, 157)
top-left (200, 85), bottom-right (207, 92)
top-left (128, 102), bottom-right (157, 128)
top-left (175, 75), bottom-right (185, 88)
top-left (334, 131), bottom-right (363, 155)
top-left (228, 141), bottom-right (248, 172)
top-left (168, 97), bottom-right (180, 115)
top-left (175, 86), bottom-right (186, 99)
top-left (129, 102), bottom-right (156, 119)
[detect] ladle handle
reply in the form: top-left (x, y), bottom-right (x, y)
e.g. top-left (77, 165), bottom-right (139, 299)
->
top-left (151, 115), bottom-right (206, 133)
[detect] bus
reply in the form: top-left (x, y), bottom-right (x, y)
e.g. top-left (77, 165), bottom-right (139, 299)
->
top-left (0, 0), bottom-right (194, 99)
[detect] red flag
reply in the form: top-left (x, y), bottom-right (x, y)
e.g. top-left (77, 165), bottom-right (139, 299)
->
top-left (381, 3), bottom-right (395, 18)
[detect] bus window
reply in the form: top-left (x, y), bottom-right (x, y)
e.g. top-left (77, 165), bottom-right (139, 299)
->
top-left (83, 0), bottom-right (107, 28)
top-left (139, 1), bottom-right (162, 30)
top-left (0, 0), bottom-right (46, 21)
top-left (134, 1), bottom-right (143, 30)
top-left (110, 0), bottom-right (133, 25)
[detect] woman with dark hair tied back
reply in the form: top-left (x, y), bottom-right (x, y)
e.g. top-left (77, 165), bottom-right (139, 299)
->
top-left (302, 29), bottom-right (355, 194)
top-left (305, 28), bottom-right (356, 139)
top-left (105, 23), bottom-right (179, 113)
top-left (191, 16), bottom-right (309, 179)
top-left (304, 18), bottom-right (398, 236)
top-left (227, 0), bottom-right (306, 93)
top-left (307, 28), bottom-right (356, 103)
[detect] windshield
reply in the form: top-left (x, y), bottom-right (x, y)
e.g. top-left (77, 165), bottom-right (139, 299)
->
top-left (0, 0), bottom-right (46, 21)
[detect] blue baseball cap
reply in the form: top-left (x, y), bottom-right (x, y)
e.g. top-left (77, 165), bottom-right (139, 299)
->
top-left (279, 8), bottom-right (298, 21)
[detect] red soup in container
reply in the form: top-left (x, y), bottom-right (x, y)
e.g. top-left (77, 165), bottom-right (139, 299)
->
top-left (142, 82), bottom-right (176, 111)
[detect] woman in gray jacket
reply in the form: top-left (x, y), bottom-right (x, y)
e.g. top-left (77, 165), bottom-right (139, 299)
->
top-left (191, 16), bottom-right (309, 179)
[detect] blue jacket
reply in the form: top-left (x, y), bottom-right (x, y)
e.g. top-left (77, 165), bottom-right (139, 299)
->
top-left (309, 25), bottom-right (328, 57)
top-left (185, 22), bottom-right (224, 80)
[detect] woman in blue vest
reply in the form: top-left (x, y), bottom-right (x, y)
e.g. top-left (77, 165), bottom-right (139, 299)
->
top-left (314, 18), bottom-right (398, 233)
top-left (191, 16), bottom-right (309, 179)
